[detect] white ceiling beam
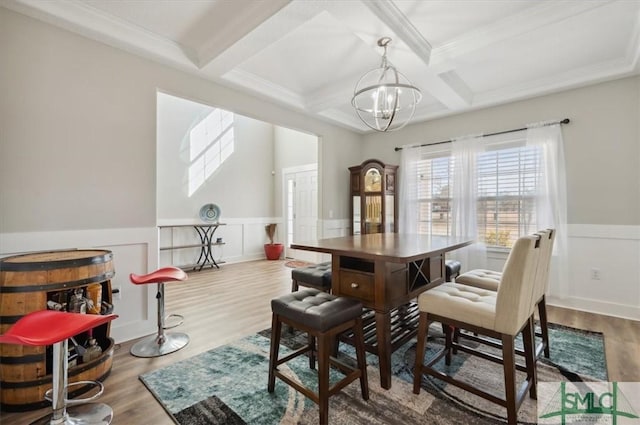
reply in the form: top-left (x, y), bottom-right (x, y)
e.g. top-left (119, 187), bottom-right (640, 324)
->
top-left (308, 1), bottom-right (471, 112)
top-left (195, 0), bottom-right (290, 69)
top-left (360, 0), bottom-right (431, 66)
top-left (200, 2), bottom-right (328, 77)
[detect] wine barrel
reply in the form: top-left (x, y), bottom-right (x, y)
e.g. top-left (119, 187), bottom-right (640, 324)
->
top-left (0, 249), bottom-right (115, 411)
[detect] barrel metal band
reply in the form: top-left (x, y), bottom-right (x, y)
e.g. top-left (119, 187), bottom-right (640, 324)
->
top-left (0, 341), bottom-right (113, 389)
top-left (0, 251), bottom-right (113, 272)
top-left (0, 354), bottom-right (44, 364)
top-left (0, 271), bottom-right (114, 293)
top-left (0, 315), bottom-right (23, 325)
top-left (0, 369), bottom-right (112, 412)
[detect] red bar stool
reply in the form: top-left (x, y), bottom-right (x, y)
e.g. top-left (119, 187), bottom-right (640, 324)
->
top-left (129, 266), bottom-right (189, 357)
top-left (0, 310), bottom-right (118, 425)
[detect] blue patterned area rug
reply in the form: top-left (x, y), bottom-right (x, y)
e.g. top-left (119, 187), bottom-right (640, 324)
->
top-left (139, 323), bottom-right (606, 425)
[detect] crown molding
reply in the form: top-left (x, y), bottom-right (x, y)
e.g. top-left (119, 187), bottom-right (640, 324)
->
top-left (473, 57), bottom-right (635, 109)
top-left (627, 7), bottom-right (640, 71)
top-left (430, 0), bottom-right (614, 70)
top-left (222, 68), bottom-right (306, 110)
top-left (1, 0), bottom-right (197, 69)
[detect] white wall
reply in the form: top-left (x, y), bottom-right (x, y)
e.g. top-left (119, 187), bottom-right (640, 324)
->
top-left (156, 93), bottom-right (322, 267)
top-left (0, 8), bottom-right (363, 342)
top-left (273, 125), bottom-right (318, 219)
top-left (362, 76), bottom-right (640, 320)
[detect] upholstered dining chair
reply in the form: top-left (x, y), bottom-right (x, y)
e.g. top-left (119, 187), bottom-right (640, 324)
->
top-left (413, 234), bottom-right (542, 425)
top-left (455, 229), bottom-right (556, 358)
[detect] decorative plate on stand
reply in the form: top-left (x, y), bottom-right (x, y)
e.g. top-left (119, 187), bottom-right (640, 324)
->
top-left (199, 204), bottom-right (221, 223)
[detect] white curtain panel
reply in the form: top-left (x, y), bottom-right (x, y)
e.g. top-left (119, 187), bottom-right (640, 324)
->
top-left (399, 145), bottom-right (419, 233)
top-left (451, 135), bottom-right (486, 270)
top-left (526, 122), bottom-right (569, 298)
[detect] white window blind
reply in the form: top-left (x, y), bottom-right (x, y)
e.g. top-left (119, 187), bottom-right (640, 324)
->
top-left (416, 155), bottom-right (453, 236)
top-left (415, 138), bottom-right (539, 248)
top-left (477, 144), bottom-right (538, 247)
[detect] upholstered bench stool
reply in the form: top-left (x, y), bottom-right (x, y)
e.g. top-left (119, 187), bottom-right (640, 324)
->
top-left (445, 259), bottom-right (462, 281)
top-left (268, 288), bottom-right (369, 424)
top-left (291, 261), bottom-right (332, 292)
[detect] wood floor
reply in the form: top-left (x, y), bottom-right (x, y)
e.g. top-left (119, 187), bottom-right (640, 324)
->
top-left (2, 260), bottom-right (639, 424)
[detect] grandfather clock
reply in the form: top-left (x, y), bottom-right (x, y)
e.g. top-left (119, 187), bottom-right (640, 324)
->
top-left (349, 159), bottom-right (398, 235)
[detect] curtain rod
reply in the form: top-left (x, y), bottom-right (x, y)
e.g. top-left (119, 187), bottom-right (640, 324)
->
top-left (394, 118), bottom-right (570, 152)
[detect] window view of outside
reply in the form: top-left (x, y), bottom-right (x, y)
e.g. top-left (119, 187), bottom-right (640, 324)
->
top-left (416, 144), bottom-right (539, 248)
top-left (417, 156), bottom-right (452, 237)
top-left (188, 108), bottom-right (234, 196)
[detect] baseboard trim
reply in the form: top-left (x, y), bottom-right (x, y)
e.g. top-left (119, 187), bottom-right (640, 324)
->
top-left (547, 295), bottom-right (640, 321)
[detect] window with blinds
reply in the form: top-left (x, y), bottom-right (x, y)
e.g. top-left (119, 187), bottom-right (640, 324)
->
top-left (415, 140), bottom-right (539, 248)
top-left (477, 145), bottom-right (538, 248)
top-left (416, 155), bottom-right (453, 236)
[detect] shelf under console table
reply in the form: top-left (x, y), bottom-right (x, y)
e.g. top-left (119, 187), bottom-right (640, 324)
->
top-left (159, 223), bottom-right (227, 271)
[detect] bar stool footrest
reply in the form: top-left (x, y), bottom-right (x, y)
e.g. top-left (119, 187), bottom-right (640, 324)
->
top-left (44, 380), bottom-right (105, 406)
top-left (163, 313), bottom-right (184, 330)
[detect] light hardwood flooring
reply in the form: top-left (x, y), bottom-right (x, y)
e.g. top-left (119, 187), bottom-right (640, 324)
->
top-left (2, 260), bottom-right (639, 424)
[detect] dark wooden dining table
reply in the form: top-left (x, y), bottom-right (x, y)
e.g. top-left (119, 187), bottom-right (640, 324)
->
top-left (291, 233), bottom-right (473, 389)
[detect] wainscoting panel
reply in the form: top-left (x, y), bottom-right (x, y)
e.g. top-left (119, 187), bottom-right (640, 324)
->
top-left (0, 227), bottom-right (159, 343)
top-left (481, 225), bottom-right (640, 321)
top-left (560, 224), bottom-right (640, 320)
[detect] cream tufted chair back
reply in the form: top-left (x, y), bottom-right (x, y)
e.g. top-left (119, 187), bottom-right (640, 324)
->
top-left (494, 234), bottom-right (541, 335)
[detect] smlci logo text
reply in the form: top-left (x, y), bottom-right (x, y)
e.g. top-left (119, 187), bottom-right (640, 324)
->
top-left (538, 382), bottom-right (640, 424)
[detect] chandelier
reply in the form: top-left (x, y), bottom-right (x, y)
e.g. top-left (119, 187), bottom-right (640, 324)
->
top-left (351, 37), bottom-right (422, 132)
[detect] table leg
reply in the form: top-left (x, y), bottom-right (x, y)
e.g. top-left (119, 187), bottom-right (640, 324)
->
top-left (192, 226), bottom-right (208, 271)
top-left (374, 311), bottom-right (392, 389)
top-left (202, 226), bottom-right (219, 269)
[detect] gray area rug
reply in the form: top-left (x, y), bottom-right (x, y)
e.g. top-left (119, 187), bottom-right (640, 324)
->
top-left (139, 323), bottom-right (606, 424)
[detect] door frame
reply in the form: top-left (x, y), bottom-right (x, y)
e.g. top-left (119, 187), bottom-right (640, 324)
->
top-left (282, 163), bottom-right (318, 260)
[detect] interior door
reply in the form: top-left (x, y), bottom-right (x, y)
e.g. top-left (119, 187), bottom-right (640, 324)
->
top-left (284, 167), bottom-right (318, 262)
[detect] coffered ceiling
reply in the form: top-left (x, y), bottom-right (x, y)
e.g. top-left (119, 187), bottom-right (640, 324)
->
top-left (3, 0), bottom-right (639, 132)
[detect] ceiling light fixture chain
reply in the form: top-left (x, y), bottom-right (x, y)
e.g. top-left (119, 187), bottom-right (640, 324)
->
top-left (351, 37), bottom-right (422, 132)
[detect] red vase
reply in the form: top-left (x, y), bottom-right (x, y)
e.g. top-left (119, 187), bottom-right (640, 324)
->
top-left (264, 243), bottom-right (284, 260)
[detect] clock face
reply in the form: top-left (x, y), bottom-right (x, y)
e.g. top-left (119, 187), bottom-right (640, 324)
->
top-left (364, 168), bottom-right (382, 192)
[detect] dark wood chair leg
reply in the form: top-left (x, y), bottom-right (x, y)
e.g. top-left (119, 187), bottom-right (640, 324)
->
top-left (308, 334), bottom-right (316, 369)
top-left (291, 279), bottom-right (299, 292)
top-left (268, 313), bottom-right (281, 392)
top-left (538, 295), bottom-right (550, 358)
top-left (413, 313), bottom-right (429, 394)
top-left (353, 317), bottom-right (369, 400)
top-left (502, 334), bottom-right (517, 424)
top-left (444, 323), bottom-right (453, 365)
top-left (522, 316), bottom-right (537, 399)
top-left (452, 326), bottom-right (460, 354)
top-left (317, 332), bottom-right (330, 425)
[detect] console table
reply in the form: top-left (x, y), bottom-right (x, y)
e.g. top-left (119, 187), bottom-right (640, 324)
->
top-left (159, 223), bottom-right (226, 271)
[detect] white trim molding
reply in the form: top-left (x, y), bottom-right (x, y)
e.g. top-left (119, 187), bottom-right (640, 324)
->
top-left (0, 226), bottom-right (160, 343)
